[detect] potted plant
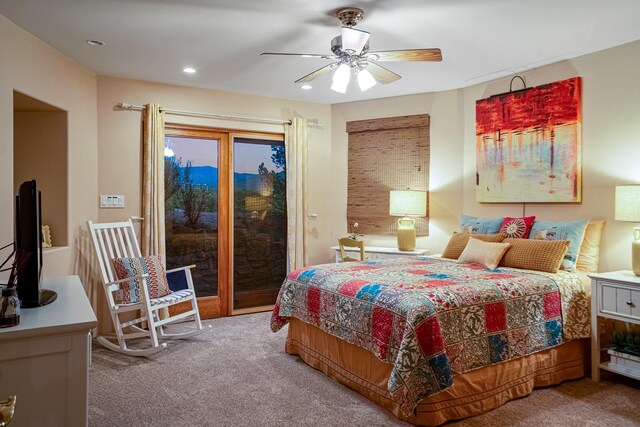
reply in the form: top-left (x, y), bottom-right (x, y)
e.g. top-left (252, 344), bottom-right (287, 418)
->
top-left (348, 222), bottom-right (363, 240)
top-left (608, 329), bottom-right (640, 372)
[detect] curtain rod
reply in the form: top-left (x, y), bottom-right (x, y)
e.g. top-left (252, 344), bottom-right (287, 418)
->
top-left (116, 102), bottom-right (321, 128)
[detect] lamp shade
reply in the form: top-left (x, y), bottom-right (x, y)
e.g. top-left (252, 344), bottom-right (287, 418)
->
top-left (615, 185), bottom-right (640, 222)
top-left (357, 69), bottom-right (377, 91)
top-left (245, 196), bottom-right (269, 212)
top-left (331, 64), bottom-right (351, 94)
top-left (389, 190), bottom-right (427, 217)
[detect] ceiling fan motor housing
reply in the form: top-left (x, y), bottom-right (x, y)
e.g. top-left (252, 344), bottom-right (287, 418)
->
top-left (336, 7), bottom-right (364, 27)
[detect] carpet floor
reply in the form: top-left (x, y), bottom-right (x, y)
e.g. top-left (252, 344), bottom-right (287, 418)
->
top-left (89, 312), bottom-right (640, 426)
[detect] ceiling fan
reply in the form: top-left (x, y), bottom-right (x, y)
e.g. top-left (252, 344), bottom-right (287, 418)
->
top-left (261, 7), bottom-right (442, 93)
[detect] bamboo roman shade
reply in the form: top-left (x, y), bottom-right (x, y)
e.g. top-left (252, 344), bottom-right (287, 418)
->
top-left (346, 114), bottom-right (430, 236)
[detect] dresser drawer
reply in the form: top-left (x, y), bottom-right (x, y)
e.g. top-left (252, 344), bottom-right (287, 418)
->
top-left (599, 282), bottom-right (640, 321)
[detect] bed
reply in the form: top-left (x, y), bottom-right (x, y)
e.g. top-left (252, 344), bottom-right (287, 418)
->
top-left (270, 252), bottom-right (591, 426)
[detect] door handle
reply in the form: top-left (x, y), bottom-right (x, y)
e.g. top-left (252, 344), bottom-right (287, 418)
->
top-left (0, 396), bottom-right (16, 426)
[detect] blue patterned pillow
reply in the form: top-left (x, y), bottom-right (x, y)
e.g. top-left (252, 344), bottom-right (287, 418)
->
top-left (528, 219), bottom-right (588, 271)
top-left (459, 214), bottom-right (504, 234)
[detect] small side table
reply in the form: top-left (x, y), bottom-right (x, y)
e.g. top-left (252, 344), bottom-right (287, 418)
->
top-left (331, 245), bottom-right (429, 263)
top-left (589, 270), bottom-right (640, 382)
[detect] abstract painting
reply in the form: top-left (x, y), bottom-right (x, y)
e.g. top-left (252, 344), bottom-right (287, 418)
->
top-left (475, 77), bottom-right (582, 203)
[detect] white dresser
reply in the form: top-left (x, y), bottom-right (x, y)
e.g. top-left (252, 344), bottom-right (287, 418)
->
top-left (331, 245), bottom-right (430, 262)
top-left (0, 276), bottom-right (97, 426)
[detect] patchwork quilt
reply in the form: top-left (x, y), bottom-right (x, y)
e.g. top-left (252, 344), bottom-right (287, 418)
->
top-left (270, 256), bottom-right (589, 414)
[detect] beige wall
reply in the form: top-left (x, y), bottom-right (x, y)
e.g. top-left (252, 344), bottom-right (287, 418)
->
top-left (14, 111), bottom-right (68, 246)
top-left (332, 40), bottom-right (640, 272)
top-left (331, 91), bottom-right (465, 256)
top-left (96, 76), bottom-right (333, 265)
top-left (460, 40), bottom-right (640, 272)
top-left (0, 14), bottom-right (98, 278)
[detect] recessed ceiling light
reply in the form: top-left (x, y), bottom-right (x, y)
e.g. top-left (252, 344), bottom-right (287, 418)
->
top-left (86, 40), bottom-right (105, 47)
top-left (183, 67), bottom-right (196, 74)
top-left (301, 85), bottom-right (312, 90)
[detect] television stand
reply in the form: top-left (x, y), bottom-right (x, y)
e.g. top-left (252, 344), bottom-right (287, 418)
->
top-left (0, 276), bottom-right (96, 426)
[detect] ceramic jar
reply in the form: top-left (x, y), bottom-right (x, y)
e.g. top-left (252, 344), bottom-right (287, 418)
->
top-left (0, 287), bottom-right (20, 328)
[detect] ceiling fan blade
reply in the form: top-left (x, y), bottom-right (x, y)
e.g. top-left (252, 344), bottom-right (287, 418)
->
top-left (341, 27), bottom-right (370, 55)
top-left (295, 62), bottom-right (339, 83)
top-left (369, 48), bottom-right (442, 62)
top-left (261, 52), bottom-right (335, 60)
top-left (365, 62), bottom-right (401, 85)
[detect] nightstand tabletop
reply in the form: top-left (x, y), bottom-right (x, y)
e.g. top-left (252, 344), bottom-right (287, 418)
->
top-left (588, 270), bottom-right (640, 285)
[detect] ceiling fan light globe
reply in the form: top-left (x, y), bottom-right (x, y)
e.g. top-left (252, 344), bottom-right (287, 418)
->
top-left (341, 27), bottom-right (370, 56)
top-left (357, 69), bottom-right (377, 91)
top-left (331, 64), bottom-right (351, 93)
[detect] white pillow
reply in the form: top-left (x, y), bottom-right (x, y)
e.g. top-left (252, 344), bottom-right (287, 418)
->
top-left (458, 237), bottom-right (511, 270)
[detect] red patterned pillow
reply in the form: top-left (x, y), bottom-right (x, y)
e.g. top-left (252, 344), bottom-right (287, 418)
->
top-left (499, 216), bottom-right (535, 239)
top-left (111, 255), bottom-right (171, 304)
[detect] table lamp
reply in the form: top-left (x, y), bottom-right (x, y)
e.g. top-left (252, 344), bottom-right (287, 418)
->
top-left (389, 190), bottom-right (427, 251)
top-left (615, 185), bottom-right (640, 276)
top-left (245, 196), bottom-right (269, 220)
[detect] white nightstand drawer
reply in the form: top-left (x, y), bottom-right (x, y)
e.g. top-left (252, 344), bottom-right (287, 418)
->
top-left (331, 246), bottom-right (429, 263)
top-left (600, 283), bottom-right (640, 320)
top-left (371, 253), bottom-right (397, 260)
top-left (336, 249), bottom-right (373, 262)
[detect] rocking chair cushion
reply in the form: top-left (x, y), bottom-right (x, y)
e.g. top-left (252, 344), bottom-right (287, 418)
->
top-left (111, 255), bottom-right (171, 304)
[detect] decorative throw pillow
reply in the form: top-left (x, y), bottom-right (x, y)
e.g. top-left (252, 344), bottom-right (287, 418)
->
top-left (500, 238), bottom-right (570, 273)
top-left (441, 232), bottom-right (505, 260)
top-left (111, 255), bottom-right (171, 304)
top-left (458, 238), bottom-right (511, 270)
top-left (528, 219), bottom-right (588, 271)
top-left (459, 214), bottom-right (504, 235)
top-left (576, 220), bottom-right (606, 273)
top-left (499, 216), bottom-right (536, 239)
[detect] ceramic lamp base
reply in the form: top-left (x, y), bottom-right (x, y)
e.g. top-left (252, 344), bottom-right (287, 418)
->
top-left (633, 227), bottom-right (640, 276)
top-left (397, 217), bottom-right (416, 251)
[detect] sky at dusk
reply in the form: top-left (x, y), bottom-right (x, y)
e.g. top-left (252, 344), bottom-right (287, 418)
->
top-left (166, 136), bottom-right (283, 174)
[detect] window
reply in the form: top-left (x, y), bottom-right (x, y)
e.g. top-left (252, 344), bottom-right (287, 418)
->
top-left (346, 114), bottom-right (430, 236)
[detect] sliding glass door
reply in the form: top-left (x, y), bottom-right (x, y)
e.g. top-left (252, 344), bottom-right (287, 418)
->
top-left (164, 125), bottom-right (285, 317)
top-left (164, 127), bottom-right (230, 318)
top-left (232, 137), bottom-right (286, 311)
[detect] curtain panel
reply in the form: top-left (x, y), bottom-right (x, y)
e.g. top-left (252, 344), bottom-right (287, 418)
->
top-left (142, 103), bottom-right (166, 258)
top-left (285, 118), bottom-right (309, 270)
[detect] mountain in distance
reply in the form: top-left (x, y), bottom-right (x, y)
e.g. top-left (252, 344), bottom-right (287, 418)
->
top-left (182, 165), bottom-right (280, 192)
top-left (186, 166), bottom-right (218, 187)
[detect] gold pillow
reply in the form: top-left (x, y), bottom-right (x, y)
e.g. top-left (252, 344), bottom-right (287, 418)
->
top-left (576, 220), bottom-right (605, 273)
top-left (458, 238), bottom-right (511, 270)
top-left (500, 238), bottom-right (570, 273)
top-left (441, 232), bottom-right (505, 259)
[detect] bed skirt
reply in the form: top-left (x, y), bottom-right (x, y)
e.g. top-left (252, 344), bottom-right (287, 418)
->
top-left (285, 317), bottom-right (586, 426)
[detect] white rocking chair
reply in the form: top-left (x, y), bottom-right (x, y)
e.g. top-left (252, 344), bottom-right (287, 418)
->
top-left (87, 219), bottom-right (211, 356)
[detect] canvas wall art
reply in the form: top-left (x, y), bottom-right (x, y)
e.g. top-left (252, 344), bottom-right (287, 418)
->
top-left (475, 77), bottom-right (582, 203)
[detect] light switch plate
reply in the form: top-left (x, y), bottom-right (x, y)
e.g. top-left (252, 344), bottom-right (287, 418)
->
top-left (100, 195), bottom-right (125, 208)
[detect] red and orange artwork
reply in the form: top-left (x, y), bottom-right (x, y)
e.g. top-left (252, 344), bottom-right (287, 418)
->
top-left (475, 77), bottom-right (582, 203)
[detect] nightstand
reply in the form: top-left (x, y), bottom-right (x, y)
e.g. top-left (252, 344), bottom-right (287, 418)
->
top-left (331, 245), bottom-right (429, 262)
top-left (589, 270), bottom-right (640, 381)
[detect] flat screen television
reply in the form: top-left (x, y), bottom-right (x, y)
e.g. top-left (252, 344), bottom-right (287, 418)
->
top-left (15, 180), bottom-right (56, 307)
